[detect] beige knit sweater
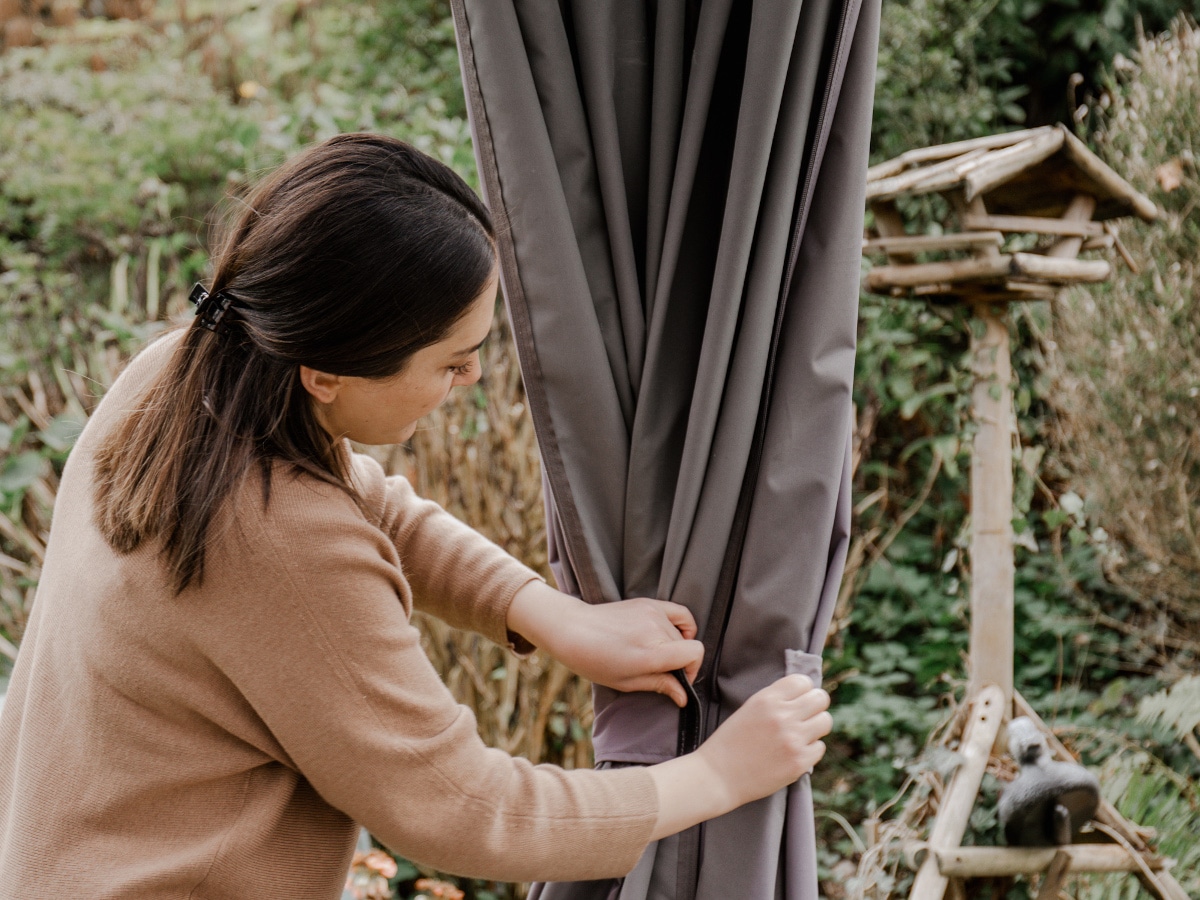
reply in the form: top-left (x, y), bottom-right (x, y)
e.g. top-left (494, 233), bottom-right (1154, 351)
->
top-left (0, 333), bottom-right (657, 898)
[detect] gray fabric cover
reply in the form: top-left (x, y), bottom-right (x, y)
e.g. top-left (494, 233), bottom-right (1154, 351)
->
top-left (450, 1), bottom-right (879, 897)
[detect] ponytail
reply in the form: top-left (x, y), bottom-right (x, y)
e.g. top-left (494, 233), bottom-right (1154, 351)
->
top-left (93, 134), bottom-right (496, 592)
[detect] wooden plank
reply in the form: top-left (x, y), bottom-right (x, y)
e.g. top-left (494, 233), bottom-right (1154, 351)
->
top-left (910, 686), bottom-right (1007, 900)
top-left (866, 128), bottom-right (1052, 183)
top-left (964, 128), bottom-right (1065, 200)
top-left (1010, 253), bottom-right (1110, 283)
top-left (1002, 281), bottom-right (1059, 301)
top-left (963, 213), bottom-right (1105, 237)
top-left (863, 231), bottom-right (1004, 254)
top-left (867, 148), bottom-right (989, 202)
top-left (968, 307), bottom-right (1014, 709)
top-left (936, 845), bottom-right (1167, 877)
top-left (1080, 234), bottom-right (1116, 252)
top-left (910, 281), bottom-right (1059, 303)
top-left (1058, 126), bottom-right (1157, 222)
top-left (866, 156), bottom-right (913, 182)
top-left (866, 256), bottom-right (1012, 292)
top-left (902, 150), bottom-right (996, 197)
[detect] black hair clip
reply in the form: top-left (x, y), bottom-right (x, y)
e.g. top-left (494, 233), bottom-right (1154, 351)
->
top-left (188, 283), bottom-right (235, 334)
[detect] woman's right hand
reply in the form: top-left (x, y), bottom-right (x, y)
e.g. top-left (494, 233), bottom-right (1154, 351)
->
top-left (696, 675), bottom-right (831, 809)
top-left (646, 675), bottom-right (832, 840)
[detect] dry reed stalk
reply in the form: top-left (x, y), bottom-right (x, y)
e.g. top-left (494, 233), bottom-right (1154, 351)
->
top-left (0, 329), bottom-right (122, 647)
top-left (1050, 16), bottom-right (1200, 636)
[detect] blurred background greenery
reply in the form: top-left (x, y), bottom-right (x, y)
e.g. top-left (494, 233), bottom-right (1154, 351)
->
top-left (0, 1), bottom-right (1196, 898)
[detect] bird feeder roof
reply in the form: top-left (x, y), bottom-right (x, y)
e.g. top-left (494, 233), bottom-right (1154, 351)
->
top-left (866, 125), bottom-right (1157, 223)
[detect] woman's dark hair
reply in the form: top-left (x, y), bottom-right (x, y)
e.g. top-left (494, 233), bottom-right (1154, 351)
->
top-left (94, 133), bottom-right (496, 593)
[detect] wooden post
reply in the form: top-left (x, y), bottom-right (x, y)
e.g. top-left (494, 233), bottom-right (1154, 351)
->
top-left (954, 191), bottom-right (1015, 719)
top-left (1035, 851), bottom-right (1072, 900)
top-left (870, 200), bottom-right (916, 266)
top-left (967, 307), bottom-right (1014, 708)
top-left (865, 136), bottom-right (1168, 900)
top-left (910, 685), bottom-right (1005, 900)
top-left (1047, 194), bottom-right (1098, 259)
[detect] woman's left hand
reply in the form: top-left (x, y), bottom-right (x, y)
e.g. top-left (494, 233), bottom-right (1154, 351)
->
top-left (506, 581), bottom-right (704, 708)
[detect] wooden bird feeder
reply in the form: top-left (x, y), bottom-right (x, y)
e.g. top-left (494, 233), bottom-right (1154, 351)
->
top-left (862, 125), bottom-right (1190, 900)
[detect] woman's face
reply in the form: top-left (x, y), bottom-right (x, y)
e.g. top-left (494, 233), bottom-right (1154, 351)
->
top-left (301, 267), bottom-right (499, 445)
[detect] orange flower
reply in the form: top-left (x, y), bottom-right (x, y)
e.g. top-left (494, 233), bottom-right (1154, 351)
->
top-left (413, 878), bottom-right (466, 900)
top-left (362, 849), bottom-right (399, 879)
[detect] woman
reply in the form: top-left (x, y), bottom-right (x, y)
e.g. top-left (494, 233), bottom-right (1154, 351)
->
top-left (0, 134), bottom-right (831, 898)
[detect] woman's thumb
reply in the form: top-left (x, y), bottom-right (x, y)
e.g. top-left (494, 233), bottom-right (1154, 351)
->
top-left (655, 672), bottom-right (688, 708)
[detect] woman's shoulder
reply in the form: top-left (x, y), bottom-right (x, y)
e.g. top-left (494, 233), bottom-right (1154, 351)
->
top-left (107, 327), bottom-right (184, 405)
top-left (78, 328), bottom-right (186, 447)
top-left (210, 457), bottom-right (408, 613)
top-left (227, 451), bottom-right (394, 551)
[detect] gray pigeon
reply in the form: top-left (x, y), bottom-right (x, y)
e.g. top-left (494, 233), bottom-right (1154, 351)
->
top-left (997, 716), bottom-right (1101, 846)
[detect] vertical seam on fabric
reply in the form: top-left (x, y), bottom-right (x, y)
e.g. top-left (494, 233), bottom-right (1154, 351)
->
top-left (449, 0), bottom-right (607, 606)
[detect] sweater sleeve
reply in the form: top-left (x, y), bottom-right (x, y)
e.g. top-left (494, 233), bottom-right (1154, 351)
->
top-left (199, 481), bottom-right (657, 883)
top-left (349, 452), bottom-right (543, 651)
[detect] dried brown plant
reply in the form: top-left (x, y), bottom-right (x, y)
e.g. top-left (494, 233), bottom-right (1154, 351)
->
top-left (1050, 16), bottom-right (1200, 639)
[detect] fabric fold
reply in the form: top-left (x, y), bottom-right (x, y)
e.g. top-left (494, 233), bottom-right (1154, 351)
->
top-left (452, 0), bottom-right (881, 896)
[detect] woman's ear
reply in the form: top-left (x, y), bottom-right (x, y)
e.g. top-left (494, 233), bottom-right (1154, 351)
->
top-left (298, 366), bottom-right (344, 404)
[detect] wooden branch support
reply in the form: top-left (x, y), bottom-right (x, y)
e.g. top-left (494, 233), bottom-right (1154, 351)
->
top-left (867, 148), bottom-right (990, 203)
top-left (863, 231), bottom-right (1004, 254)
top-left (1000, 281), bottom-right (1058, 301)
top-left (935, 845), bottom-right (1167, 877)
top-left (865, 253), bottom-right (1109, 293)
top-left (910, 686), bottom-right (1006, 900)
top-left (1080, 233), bottom-right (1116, 252)
top-left (870, 201), bottom-right (916, 265)
top-left (1010, 252), bottom-right (1110, 282)
top-left (910, 282), bottom-right (1058, 302)
top-left (866, 256), bottom-right (1011, 291)
top-left (961, 213), bottom-right (1104, 238)
top-left (1105, 222), bottom-right (1140, 273)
